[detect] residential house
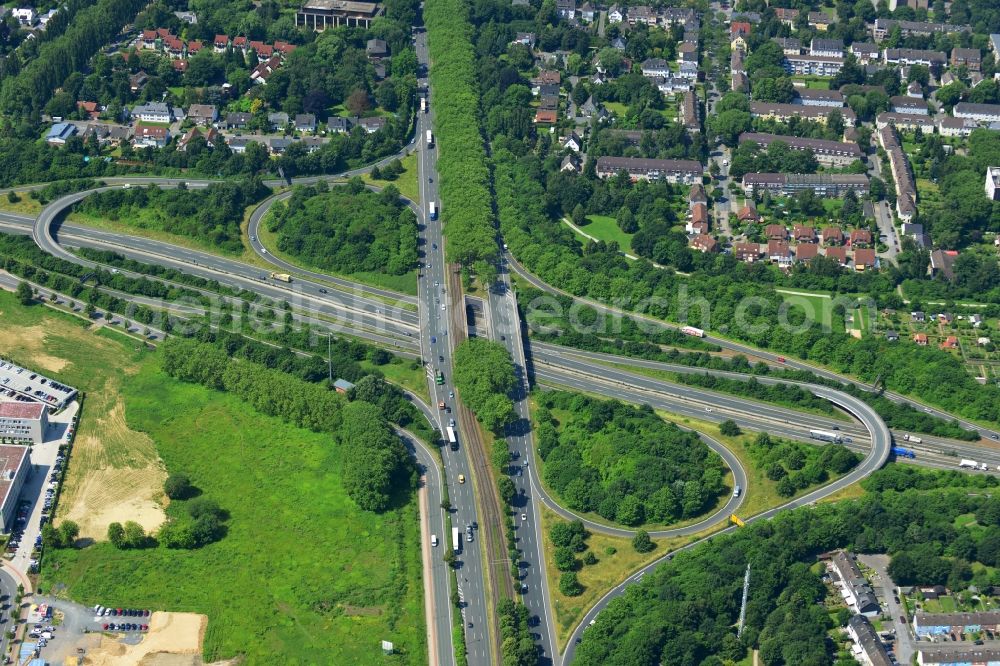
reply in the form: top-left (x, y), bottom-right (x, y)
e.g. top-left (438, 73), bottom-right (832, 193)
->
top-left (678, 42), bottom-right (698, 63)
top-left (560, 154), bottom-right (581, 172)
top-left (883, 48), bottom-right (947, 68)
top-left (765, 224), bottom-right (787, 240)
top-left (177, 126), bottom-right (219, 151)
top-left (730, 21), bottom-right (751, 37)
top-left (133, 123), bottom-right (169, 148)
top-left (784, 54), bottom-right (844, 77)
top-left (76, 101), bottom-right (100, 121)
top-left (890, 96), bottom-right (928, 115)
top-left (11, 7), bottom-right (35, 25)
top-left (578, 2), bottom-right (595, 22)
top-left (829, 551), bottom-right (881, 616)
top-left (737, 201), bottom-right (760, 223)
top-left (213, 34), bottom-right (229, 52)
top-left (954, 102), bottom-right (1000, 124)
top-left (849, 229), bottom-right (872, 247)
top-left (918, 648), bottom-right (1000, 665)
top-left (847, 615), bottom-right (893, 666)
top-left (810, 38), bottom-right (843, 58)
top-left (854, 248), bottom-right (877, 271)
top-left (793, 225), bottom-right (815, 243)
top-left (681, 90), bottom-right (699, 132)
top-left (607, 5), bottom-right (623, 23)
top-left (873, 18), bottom-right (968, 41)
top-left (774, 8), bottom-right (798, 27)
top-left (595, 157), bottom-right (703, 184)
top-left (556, 0), bottom-right (575, 19)
top-left (914, 333), bottom-right (928, 345)
top-left (875, 111), bottom-right (934, 132)
top-left (822, 227), bottom-right (844, 245)
top-left (906, 80), bottom-right (924, 98)
top-left (738, 133), bottom-right (862, 167)
top-left (690, 234), bottom-right (718, 253)
top-left (294, 113), bottom-right (317, 132)
top-left (563, 132), bottom-right (582, 153)
top-left (986, 166), bottom-right (1000, 201)
top-left (357, 116), bottom-right (386, 133)
top-left (128, 71), bottom-right (148, 93)
top-left (940, 336), bottom-right (959, 350)
top-left (734, 242), bottom-right (762, 262)
top-left (186, 104), bottom-right (218, 126)
top-left (911, 311), bottom-right (926, 323)
top-left (224, 112), bottom-right (252, 129)
top-left (132, 102), bottom-right (172, 123)
top-left (796, 243), bottom-right (819, 262)
top-left (742, 173), bottom-right (869, 197)
top-left (686, 203), bottom-right (709, 234)
top-left (808, 11), bottom-right (831, 30)
top-left (251, 55), bottom-right (283, 85)
top-left (850, 42), bottom-right (880, 64)
top-left (794, 88), bottom-right (844, 107)
top-left (689, 183), bottom-right (708, 205)
top-left (731, 71), bottom-right (749, 93)
top-left (750, 101), bottom-right (856, 126)
top-left (366, 38), bottom-right (388, 58)
top-left (534, 109), bottom-right (558, 124)
top-left (885, 330), bottom-right (900, 342)
top-left (930, 249), bottom-right (958, 281)
top-left (641, 58), bottom-right (672, 78)
top-left (268, 112), bottom-right (290, 130)
top-left (938, 116), bottom-right (977, 138)
top-left (768, 240), bottom-right (793, 266)
top-left (774, 37), bottom-right (802, 56)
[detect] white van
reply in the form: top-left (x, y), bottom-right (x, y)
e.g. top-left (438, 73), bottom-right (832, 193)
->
top-left (431, 534), bottom-right (438, 547)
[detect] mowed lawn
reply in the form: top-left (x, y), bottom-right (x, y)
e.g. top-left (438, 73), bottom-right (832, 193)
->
top-left (573, 215), bottom-right (635, 253)
top-left (44, 361), bottom-right (426, 665)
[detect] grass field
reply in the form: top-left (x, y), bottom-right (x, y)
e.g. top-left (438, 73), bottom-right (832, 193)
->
top-left (0, 291), bottom-right (167, 539)
top-left (777, 288), bottom-right (846, 334)
top-left (43, 360), bottom-right (427, 665)
top-left (362, 152), bottom-right (421, 204)
top-left (792, 75), bottom-right (832, 90)
top-left (7, 289), bottom-right (429, 664)
top-left (257, 212), bottom-right (418, 296)
top-left (0, 191), bottom-right (44, 216)
top-left (539, 503), bottom-right (709, 651)
top-left (571, 215), bottom-right (635, 253)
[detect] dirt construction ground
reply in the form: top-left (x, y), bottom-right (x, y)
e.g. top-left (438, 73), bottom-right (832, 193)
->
top-left (82, 612), bottom-right (225, 666)
top-left (0, 309), bottom-right (168, 540)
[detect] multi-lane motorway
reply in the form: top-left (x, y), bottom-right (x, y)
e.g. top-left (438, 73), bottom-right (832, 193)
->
top-left (8, 41), bottom-right (1000, 666)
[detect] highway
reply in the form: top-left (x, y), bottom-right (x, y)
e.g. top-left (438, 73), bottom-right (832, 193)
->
top-left (7, 37), bottom-right (1000, 666)
top-left (407, 29), bottom-right (492, 666)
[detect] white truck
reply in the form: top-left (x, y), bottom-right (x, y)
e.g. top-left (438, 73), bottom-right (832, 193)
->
top-left (452, 526), bottom-right (460, 554)
top-left (960, 459), bottom-right (978, 469)
top-left (902, 434), bottom-right (923, 444)
top-left (426, 130), bottom-right (433, 147)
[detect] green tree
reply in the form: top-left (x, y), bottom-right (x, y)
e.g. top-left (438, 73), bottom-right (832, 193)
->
top-left (555, 546), bottom-right (578, 572)
top-left (632, 529), bottom-right (655, 553)
top-left (107, 522), bottom-right (126, 549)
top-left (58, 520), bottom-right (79, 548)
top-left (123, 520), bottom-right (146, 548)
top-left (719, 419), bottom-right (741, 436)
top-left (15, 281), bottom-right (33, 306)
top-left (164, 473), bottom-right (192, 499)
top-left (559, 571), bottom-right (583, 596)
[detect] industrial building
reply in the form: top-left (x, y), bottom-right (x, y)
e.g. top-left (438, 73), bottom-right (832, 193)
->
top-left (0, 445), bottom-right (30, 533)
top-left (295, 0), bottom-right (383, 30)
top-left (0, 403), bottom-right (48, 444)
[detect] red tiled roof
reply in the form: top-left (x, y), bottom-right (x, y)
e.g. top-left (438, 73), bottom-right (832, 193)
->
top-left (214, 34), bottom-right (229, 46)
top-left (0, 402), bottom-right (45, 419)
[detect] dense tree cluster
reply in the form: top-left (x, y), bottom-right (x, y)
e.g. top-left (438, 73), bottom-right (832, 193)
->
top-left (268, 179), bottom-right (417, 276)
top-left (162, 337), bottom-right (346, 432)
top-left (338, 401), bottom-right (416, 512)
top-left (535, 391), bottom-right (727, 526)
top-left (452, 339), bottom-right (517, 431)
top-left (575, 468), bottom-right (1000, 666)
top-left (496, 599), bottom-right (539, 666)
top-left (728, 140), bottom-right (820, 180)
top-left (749, 433), bottom-right (860, 496)
top-left (0, 0), bottom-right (147, 116)
top-left (76, 179), bottom-right (270, 254)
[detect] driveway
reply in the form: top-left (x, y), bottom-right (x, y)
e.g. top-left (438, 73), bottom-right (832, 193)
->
top-left (859, 553), bottom-right (915, 664)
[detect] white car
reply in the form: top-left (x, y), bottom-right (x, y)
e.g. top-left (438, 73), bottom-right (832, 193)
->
top-left (431, 534), bottom-right (438, 547)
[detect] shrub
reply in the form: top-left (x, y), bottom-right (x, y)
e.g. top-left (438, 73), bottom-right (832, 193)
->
top-left (559, 571), bottom-right (583, 597)
top-left (164, 473), bottom-right (192, 499)
top-left (632, 530), bottom-right (655, 553)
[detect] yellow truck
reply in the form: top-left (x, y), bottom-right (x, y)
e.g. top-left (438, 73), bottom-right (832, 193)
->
top-left (269, 272), bottom-right (292, 283)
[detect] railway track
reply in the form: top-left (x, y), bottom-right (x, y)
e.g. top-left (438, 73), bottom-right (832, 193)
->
top-left (447, 264), bottom-right (510, 664)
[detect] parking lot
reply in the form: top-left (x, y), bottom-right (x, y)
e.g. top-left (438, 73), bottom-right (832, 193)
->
top-left (18, 596), bottom-right (153, 664)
